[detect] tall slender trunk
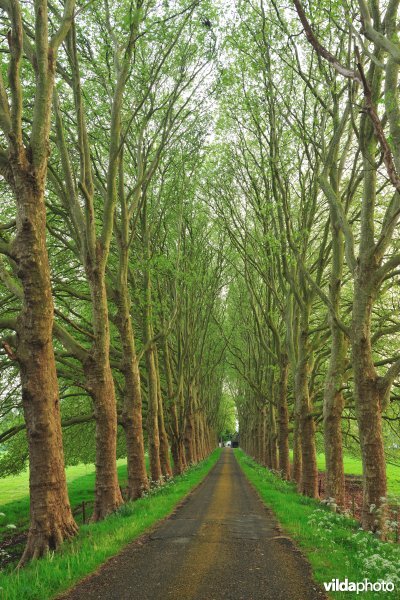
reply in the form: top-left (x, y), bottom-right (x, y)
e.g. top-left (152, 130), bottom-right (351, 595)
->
top-left (323, 218), bottom-right (347, 507)
top-left (142, 196), bottom-right (162, 483)
top-left (145, 344), bottom-right (162, 482)
top-left (163, 339), bottom-right (186, 475)
top-left (296, 304), bottom-right (318, 497)
top-left (85, 272), bottom-right (123, 520)
top-left (259, 405), bottom-right (267, 465)
top-left (184, 383), bottom-right (198, 464)
top-left (292, 417), bottom-right (302, 484)
top-left (323, 333), bottom-right (346, 506)
top-left (352, 271), bottom-right (387, 531)
top-left (115, 255), bottom-right (148, 499)
top-left (198, 413), bottom-right (206, 460)
top-left (269, 399), bottom-right (278, 471)
top-left (353, 112), bottom-right (387, 531)
top-left (278, 354), bottom-right (290, 479)
top-left (184, 413), bottom-right (195, 464)
top-left (192, 387), bottom-right (203, 461)
top-left (15, 182), bottom-right (78, 566)
top-left (155, 348), bottom-right (172, 478)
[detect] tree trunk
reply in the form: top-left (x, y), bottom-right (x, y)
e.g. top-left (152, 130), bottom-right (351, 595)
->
top-left (171, 436), bottom-right (186, 475)
top-left (296, 305), bottom-right (318, 498)
top-left (120, 348), bottom-right (149, 499)
top-left (292, 417), bottom-right (302, 485)
top-left (352, 270), bottom-right (387, 531)
top-left (15, 180), bottom-right (78, 566)
top-left (85, 272), bottom-right (123, 520)
top-left (115, 253), bottom-right (149, 499)
top-left (269, 399), bottom-right (278, 471)
top-left (278, 354), bottom-right (290, 479)
top-left (323, 243), bottom-right (347, 506)
top-left (184, 412), bottom-right (195, 464)
top-left (155, 350), bottom-right (172, 478)
top-left (145, 345), bottom-right (162, 483)
top-left (163, 339), bottom-right (186, 475)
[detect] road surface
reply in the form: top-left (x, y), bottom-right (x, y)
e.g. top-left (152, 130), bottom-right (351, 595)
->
top-left (61, 449), bottom-right (325, 600)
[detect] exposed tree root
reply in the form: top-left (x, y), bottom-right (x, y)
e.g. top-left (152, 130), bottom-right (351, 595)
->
top-left (18, 519), bottom-right (78, 568)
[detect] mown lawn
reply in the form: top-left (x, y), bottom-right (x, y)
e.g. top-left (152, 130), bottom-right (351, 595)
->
top-left (0, 459), bottom-right (130, 542)
top-left (236, 449), bottom-right (400, 600)
top-left (289, 450), bottom-right (400, 498)
top-left (0, 449), bottom-right (221, 600)
top-left (0, 460), bottom-right (127, 505)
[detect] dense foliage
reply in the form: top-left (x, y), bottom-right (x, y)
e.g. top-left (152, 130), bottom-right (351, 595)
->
top-left (0, 0), bottom-right (399, 566)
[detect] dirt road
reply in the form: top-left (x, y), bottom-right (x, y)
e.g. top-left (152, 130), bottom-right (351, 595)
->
top-left (61, 449), bottom-right (325, 600)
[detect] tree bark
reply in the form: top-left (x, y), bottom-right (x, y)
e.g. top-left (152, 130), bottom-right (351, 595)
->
top-left (115, 270), bottom-right (149, 498)
top-left (155, 348), bottom-right (172, 478)
top-left (145, 344), bottom-right (162, 482)
top-left (295, 304), bottom-right (318, 497)
top-left (323, 221), bottom-right (347, 507)
top-left (15, 181), bottom-right (77, 566)
top-left (352, 268), bottom-right (387, 531)
top-left (84, 271), bottom-right (123, 520)
top-left (278, 354), bottom-right (290, 479)
top-left (269, 399), bottom-right (278, 471)
top-left (163, 339), bottom-right (186, 475)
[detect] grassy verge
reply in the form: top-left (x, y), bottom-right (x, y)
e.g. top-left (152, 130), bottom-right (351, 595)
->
top-left (0, 449), bottom-right (221, 600)
top-left (235, 449), bottom-right (400, 600)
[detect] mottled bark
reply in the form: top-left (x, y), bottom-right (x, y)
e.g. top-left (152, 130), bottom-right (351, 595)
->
top-left (15, 181), bottom-right (77, 566)
top-left (115, 268), bottom-right (149, 499)
top-left (84, 271), bottom-right (123, 519)
top-left (7, 1), bottom-right (78, 565)
top-left (352, 267), bottom-right (387, 530)
top-left (145, 345), bottom-right (162, 482)
top-left (269, 399), bottom-right (278, 471)
top-left (278, 355), bottom-right (290, 479)
top-left (155, 348), bottom-right (172, 478)
top-left (184, 407), bottom-right (196, 465)
top-left (163, 340), bottom-right (186, 475)
top-left (295, 305), bottom-right (318, 497)
top-left (259, 405), bottom-right (267, 465)
top-left (323, 221), bottom-right (347, 507)
top-left (292, 418), bottom-right (302, 485)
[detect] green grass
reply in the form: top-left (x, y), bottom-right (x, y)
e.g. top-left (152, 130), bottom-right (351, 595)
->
top-left (289, 451), bottom-right (400, 498)
top-left (0, 460), bottom-right (128, 505)
top-left (0, 449), bottom-right (221, 600)
top-left (0, 459), bottom-right (129, 542)
top-left (235, 449), bottom-right (400, 600)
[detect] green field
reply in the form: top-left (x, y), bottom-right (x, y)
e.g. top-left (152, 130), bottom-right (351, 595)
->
top-left (236, 450), bottom-right (400, 600)
top-left (0, 450), bottom-right (221, 600)
top-left (289, 451), bottom-right (400, 498)
top-left (0, 460), bottom-right (126, 505)
top-left (0, 459), bottom-right (130, 543)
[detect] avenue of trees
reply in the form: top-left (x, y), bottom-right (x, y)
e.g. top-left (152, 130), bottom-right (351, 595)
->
top-left (218, 0), bottom-right (400, 536)
top-left (0, 0), bottom-right (230, 566)
top-left (1, 0), bottom-right (400, 569)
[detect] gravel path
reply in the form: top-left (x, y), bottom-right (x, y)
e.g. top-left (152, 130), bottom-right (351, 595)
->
top-left (60, 449), bottom-right (326, 600)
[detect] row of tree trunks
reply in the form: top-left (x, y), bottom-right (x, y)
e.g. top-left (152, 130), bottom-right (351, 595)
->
top-left (6, 2), bottom-right (78, 567)
top-left (295, 301), bottom-right (318, 498)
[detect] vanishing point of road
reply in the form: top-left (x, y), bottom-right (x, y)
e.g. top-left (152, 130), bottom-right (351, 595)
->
top-left (61, 449), bottom-right (326, 600)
